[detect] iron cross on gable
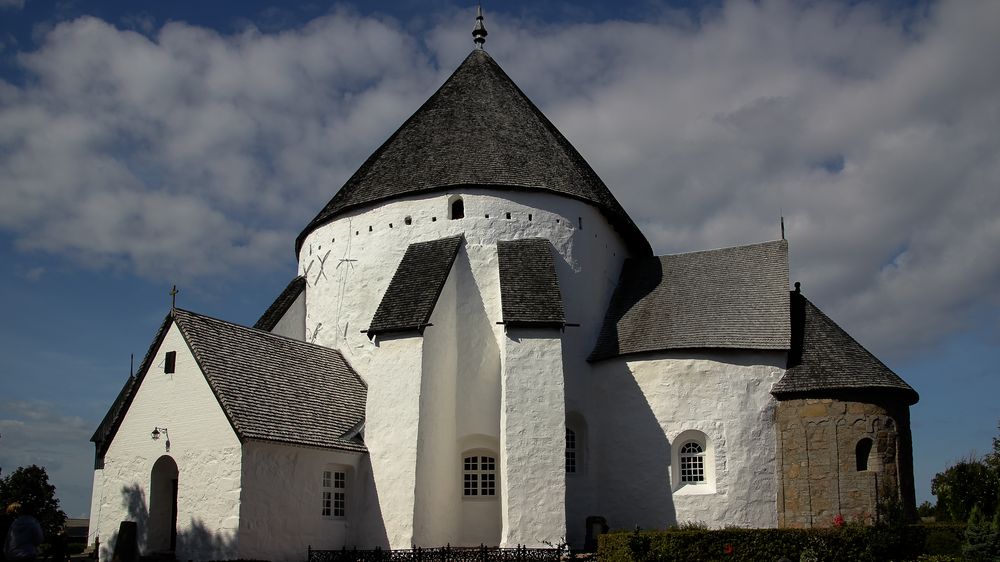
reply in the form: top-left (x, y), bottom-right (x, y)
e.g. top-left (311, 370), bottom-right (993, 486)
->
top-left (170, 284), bottom-right (179, 308)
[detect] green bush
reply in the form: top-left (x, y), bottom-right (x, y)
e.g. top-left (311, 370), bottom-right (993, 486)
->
top-left (922, 524), bottom-right (966, 555)
top-left (597, 524), bottom-right (963, 562)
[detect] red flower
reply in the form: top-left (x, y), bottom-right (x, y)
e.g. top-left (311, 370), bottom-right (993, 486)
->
top-left (723, 544), bottom-right (734, 555)
top-left (833, 513), bottom-right (845, 527)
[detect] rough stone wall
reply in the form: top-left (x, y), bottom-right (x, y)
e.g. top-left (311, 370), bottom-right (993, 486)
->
top-left (776, 397), bottom-right (914, 527)
top-left (90, 323), bottom-right (242, 562)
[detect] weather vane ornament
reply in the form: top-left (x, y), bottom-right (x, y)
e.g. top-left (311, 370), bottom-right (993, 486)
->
top-left (473, 5), bottom-right (487, 48)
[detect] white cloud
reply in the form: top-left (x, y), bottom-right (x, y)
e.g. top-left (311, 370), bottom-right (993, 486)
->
top-left (1, 1), bottom-right (999, 356)
top-left (0, 401), bottom-right (94, 517)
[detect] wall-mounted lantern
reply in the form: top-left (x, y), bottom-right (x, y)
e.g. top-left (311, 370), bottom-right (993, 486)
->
top-left (151, 427), bottom-right (170, 452)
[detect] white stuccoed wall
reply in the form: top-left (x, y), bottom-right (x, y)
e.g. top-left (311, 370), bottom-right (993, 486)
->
top-left (499, 328), bottom-right (567, 547)
top-left (269, 291), bottom-right (306, 341)
top-left (364, 333), bottom-right (425, 548)
top-left (90, 322), bottom-right (242, 562)
top-left (300, 189), bottom-right (631, 546)
top-left (413, 263), bottom-right (460, 546)
top-left (238, 441), bottom-right (362, 561)
top-left (298, 189), bottom-right (630, 381)
top-left (592, 351), bottom-right (786, 530)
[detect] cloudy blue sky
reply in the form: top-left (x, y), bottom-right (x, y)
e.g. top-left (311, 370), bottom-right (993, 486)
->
top-left (1, 0), bottom-right (998, 519)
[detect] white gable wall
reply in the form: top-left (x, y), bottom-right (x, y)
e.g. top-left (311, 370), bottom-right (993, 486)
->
top-left (269, 291), bottom-right (306, 341)
top-left (592, 351), bottom-right (785, 530)
top-left (91, 322), bottom-right (242, 562)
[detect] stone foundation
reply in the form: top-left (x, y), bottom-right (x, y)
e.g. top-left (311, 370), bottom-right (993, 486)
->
top-left (776, 396), bottom-right (914, 528)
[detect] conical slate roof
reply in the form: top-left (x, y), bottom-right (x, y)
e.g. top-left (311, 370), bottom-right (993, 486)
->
top-left (772, 292), bottom-right (919, 404)
top-left (296, 49), bottom-right (651, 256)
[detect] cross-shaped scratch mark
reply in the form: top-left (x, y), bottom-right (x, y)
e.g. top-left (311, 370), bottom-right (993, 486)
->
top-left (314, 250), bottom-right (332, 284)
top-left (303, 260), bottom-right (315, 284)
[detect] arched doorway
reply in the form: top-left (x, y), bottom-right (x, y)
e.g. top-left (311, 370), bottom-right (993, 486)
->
top-left (149, 456), bottom-right (178, 553)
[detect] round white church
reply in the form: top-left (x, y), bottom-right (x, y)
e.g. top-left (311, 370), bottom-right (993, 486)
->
top-left (88, 14), bottom-right (919, 562)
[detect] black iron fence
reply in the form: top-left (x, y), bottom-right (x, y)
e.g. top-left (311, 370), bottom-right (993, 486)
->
top-left (308, 545), bottom-right (563, 562)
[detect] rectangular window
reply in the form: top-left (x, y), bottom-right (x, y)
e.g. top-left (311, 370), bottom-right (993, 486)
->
top-left (164, 351), bottom-right (176, 374)
top-left (566, 429), bottom-right (577, 473)
top-left (322, 470), bottom-right (346, 518)
top-left (322, 491), bottom-right (332, 517)
top-left (333, 471), bottom-right (346, 517)
top-left (464, 455), bottom-right (496, 497)
top-left (464, 473), bottom-right (478, 496)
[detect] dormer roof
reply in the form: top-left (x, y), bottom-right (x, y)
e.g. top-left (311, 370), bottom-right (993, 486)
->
top-left (296, 49), bottom-right (651, 256)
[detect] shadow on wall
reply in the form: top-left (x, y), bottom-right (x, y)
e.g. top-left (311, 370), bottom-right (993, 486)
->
top-left (357, 455), bottom-right (391, 548)
top-left (596, 360), bottom-right (677, 530)
top-left (101, 484), bottom-right (237, 561)
top-left (100, 484), bottom-right (148, 561)
top-left (589, 258), bottom-right (662, 359)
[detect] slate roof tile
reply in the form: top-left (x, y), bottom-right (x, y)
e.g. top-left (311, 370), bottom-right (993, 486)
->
top-left (590, 240), bottom-right (791, 360)
top-left (772, 292), bottom-right (919, 404)
top-left (93, 309), bottom-right (367, 455)
top-left (297, 49), bottom-right (650, 257)
top-left (368, 234), bottom-right (463, 336)
top-left (497, 238), bottom-right (565, 326)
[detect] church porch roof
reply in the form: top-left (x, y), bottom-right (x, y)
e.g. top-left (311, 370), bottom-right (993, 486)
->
top-left (92, 308), bottom-right (368, 458)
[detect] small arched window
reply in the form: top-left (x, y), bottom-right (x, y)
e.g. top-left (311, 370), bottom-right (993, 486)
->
top-left (450, 197), bottom-right (465, 219)
top-left (566, 428), bottom-right (577, 473)
top-left (679, 441), bottom-right (706, 484)
top-left (856, 438), bottom-right (874, 471)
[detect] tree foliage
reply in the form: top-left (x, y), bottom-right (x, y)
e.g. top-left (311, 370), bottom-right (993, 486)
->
top-left (930, 422), bottom-right (1000, 525)
top-left (0, 464), bottom-right (68, 538)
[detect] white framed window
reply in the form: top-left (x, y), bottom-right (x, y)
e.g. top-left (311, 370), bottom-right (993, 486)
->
top-left (566, 428), bottom-right (577, 473)
top-left (462, 453), bottom-right (497, 499)
top-left (679, 442), bottom-right (705, 484)
top-left (322, 468), bottom-right (347, 518)
top-left (671, 430), bottom-right (716, 495)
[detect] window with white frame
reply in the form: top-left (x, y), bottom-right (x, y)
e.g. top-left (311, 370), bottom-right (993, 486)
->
top-left (679, 441), bottom-right (706, 484)
top-left (566, 428), bottom-right (577, 473)
top-left (672, 431), bottom-right (715, 494)
top-left (321, 469), bottom-right (347, 517)
top-left (463, 454), bottom-right (497, 498)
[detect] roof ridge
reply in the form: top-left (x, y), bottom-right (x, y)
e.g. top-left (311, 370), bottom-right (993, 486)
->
top-left (173, 306), bottom-right (350, 358)
top-left (652, 239), bottom-right (787, 260)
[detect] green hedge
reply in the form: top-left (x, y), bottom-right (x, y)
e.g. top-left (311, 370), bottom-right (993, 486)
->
top-left (597, 524), bottom-right (965, 562)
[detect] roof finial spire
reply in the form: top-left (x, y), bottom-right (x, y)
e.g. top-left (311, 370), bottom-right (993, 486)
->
top-left (472, 5), bottom-right (488, 49)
